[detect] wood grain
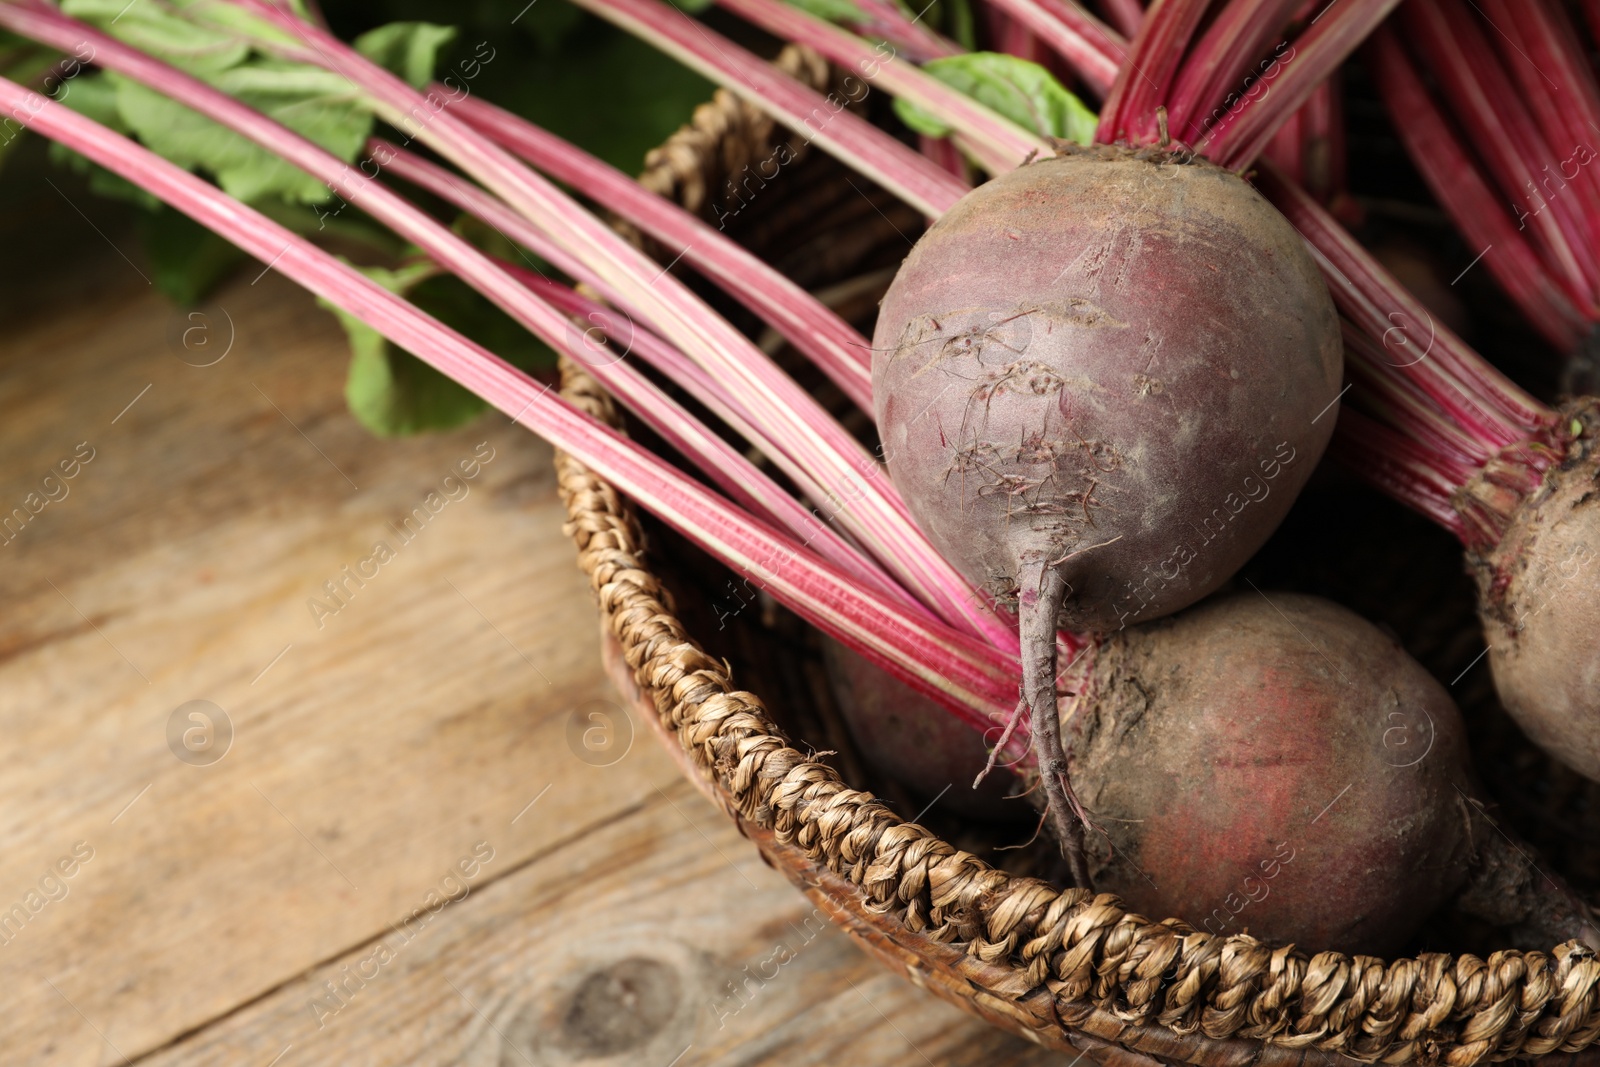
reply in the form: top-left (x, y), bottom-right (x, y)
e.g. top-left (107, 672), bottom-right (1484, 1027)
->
top-left (0, 267), bottom-right (680, 1064)
top-left (133, 782), bottom-right (1062, 1067)
top-left (0, 266), bottom-right (1062, 1064)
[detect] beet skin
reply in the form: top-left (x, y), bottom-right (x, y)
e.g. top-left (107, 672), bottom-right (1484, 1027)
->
top-left (821, 639), bottom-right (1019, 821)
top-left (872, 144), bottom-right (1342, 877)
top-left (1472, 448), bottom-right (1600, 782)
top-left (872, 146), bottom-right (1343, 633)
top-left (1065, 593), bottom-right (1476, 956)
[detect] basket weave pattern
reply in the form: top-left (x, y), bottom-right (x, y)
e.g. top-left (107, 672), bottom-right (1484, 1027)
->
top-left (551, 47), bottom-right (1600, 1067)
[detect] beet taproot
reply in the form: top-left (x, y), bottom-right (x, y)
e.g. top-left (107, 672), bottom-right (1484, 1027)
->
top-left (872, 145), bottom-right (1342, 874)
top-left (824, 591), bottom-right (1595, 952)
top-left (821, 638), bottom-right (1020, 821)
top-left (1470, 439), bottom-right (1600, 783)
top-left (1068, 593), bottom-right (1478, 955)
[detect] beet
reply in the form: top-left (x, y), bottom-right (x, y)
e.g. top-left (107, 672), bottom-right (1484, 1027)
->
top-left (873, 146), bottom-right (1342, 633)
top-left (1471, 444), bottom-right (1600, 783)
top-left (821, 639), bottom-right (1020, 821)
top-left (828, 591), bottom-right (1594, 952)
top-left (1068, 593), bottom-right (1483, 955)
top-left (872, 145), bottom-right (1342, 873)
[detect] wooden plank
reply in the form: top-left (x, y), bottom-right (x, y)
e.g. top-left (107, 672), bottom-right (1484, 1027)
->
top-left (0, 270), bottom-right (683, 1064)
top-left (1, 262), bottom-right (1059, 1065)
top-left (132, 780), bottom-right (1061, 1067)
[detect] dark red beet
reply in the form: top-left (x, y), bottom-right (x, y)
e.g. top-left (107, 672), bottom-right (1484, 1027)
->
top-left (872, 145), bottom-right (1342, 874)
top-left (1469, 439), bottom-right (1600, 783)
top-left (820, 639), bottom-right (1019, 821)
top-left (829, 595), bottom-right (1595, 953)
top-left (1066, 593), bottom-right (1479, 955)
top-left (873, 146), bottom-right (1342, 633)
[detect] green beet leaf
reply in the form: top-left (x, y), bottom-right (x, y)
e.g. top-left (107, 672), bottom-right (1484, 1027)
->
top-left (893, 52), bottom-right (1095, 144)
top-left (110, 71), bottom-right (370, 204)
top-left (353, 21), bottom-right (459, 89)
top-left (137, 205), bottom-right (248, 306)
top-left (782, 0), bottom-right (870, 24)
top-left (324, 260), bottom-right (556, 437)
top-left (59, 3), bottom-right (459, 205)
top-left (61, 0), bottom-right (251, 74)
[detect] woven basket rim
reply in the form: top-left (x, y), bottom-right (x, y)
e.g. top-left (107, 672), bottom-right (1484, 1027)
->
top-left (551, 45), bottom-right (1600, 1067)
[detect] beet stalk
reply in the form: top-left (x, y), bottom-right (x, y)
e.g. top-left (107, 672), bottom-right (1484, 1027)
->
top-left (0, 66), bottom-right (1027, 740)
top-left (1260, 168), bottom-right (1600, 786)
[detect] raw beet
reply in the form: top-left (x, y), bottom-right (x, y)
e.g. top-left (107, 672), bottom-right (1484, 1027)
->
top-left (872, 145), bottom-right (1342, 634)
top-left (820, 639), bottom-right (1020, 821)
top-left (1471, 442), bottom-right (1600, 783)
top-left (823, 592), bottom-right (1594, 953)
top-left (871, 145), bottom-right (1341, 873)
top-left (1066, 592), bottom-right (1479, 955)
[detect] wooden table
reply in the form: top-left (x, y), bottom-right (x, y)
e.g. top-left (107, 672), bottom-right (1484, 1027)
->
top-left (0, 251), bottom-right (1066, 1064)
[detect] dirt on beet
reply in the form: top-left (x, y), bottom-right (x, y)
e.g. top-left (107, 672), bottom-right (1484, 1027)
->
top-left (1470, 411), bottom-right (1600, 784)
top-left (872, 145), bottom-right (1343, 634)
top-left (1063, 592), bottom-right (1481, 956)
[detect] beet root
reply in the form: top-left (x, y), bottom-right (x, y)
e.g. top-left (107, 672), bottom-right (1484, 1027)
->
top-left (1470, 446), bottom-right (1600, 782)
top-left (872, 145), bottom-right (1342, 634)
top-left (872, 145), bottom-right (1341, 878)
top-left (1065, 592), bottom-right (1480, 956)
top-left (827, 595), bottom-right (1594, 954)
top-left (821, 638), bottom-right (1020, 821)
top-left (1454, 821), bottom-right (1599, 952)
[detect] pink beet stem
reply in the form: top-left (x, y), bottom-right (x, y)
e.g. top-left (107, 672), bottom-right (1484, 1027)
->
top-left (708, 0), bottom-right (1049, 170)
top-left (835, 0), bottom-right (963, 62)
top-left (1095, 0), bottom-right (1210, 145)
top-left (481, 249), bottom-right (884, 551)
top-left (1255, 162), bottom-right (1555, 448)
top-left (1298, 75), bottom-right (1342, 201)
top-left (1481, 0), bottom-right (1600, 308)
top-left (505, 264), bottom-right (917, 603)
top-left (569, 0), bottom-right (1004, 193)
top-left (222, 0), bottom-right (1017, 648)
top-left (1263, 100), bottom-right (1304, 182)
top-left (983, 0), bottom-right (1124, 96)
top-left (1365, 25), bottom-right (1589, 352)
top-left (0, 72), bottom-right (1031, 741)
top-left (1586, 0), bottom-right (1600, 48)
top-left (1341, 326), bottom-right (1495, 471)
top-left (1195, 0), bottom-right (1404, 170)
top-left (1098, 0), bottom-right (1146, 40)
top-left (1402, 0), bottom-right (1598, 309)
top-left (448, 93), bottom-right (876, 409)
top-left (369, 140), bottom-right (648, 319)
top-left (991, 5), bottom-right (1047, 65)
top-left (1165, 0), bottom-right (1301, 143)
top-left (379, 140), bottom-right (942, 607)
top-left (919, 133), bottom-right (970, 180)
top-left (993, 0), bottom-right (1371, 183)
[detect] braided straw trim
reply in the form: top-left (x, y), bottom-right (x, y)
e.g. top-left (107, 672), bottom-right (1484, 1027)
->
top-left (638, 46), bottom-right (829, 212)
top-left (550, 45), bottom-right (1600, 1067)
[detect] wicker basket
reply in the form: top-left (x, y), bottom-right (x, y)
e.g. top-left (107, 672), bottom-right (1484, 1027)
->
top-left (552, 46), bottom-right (1600, 1067)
